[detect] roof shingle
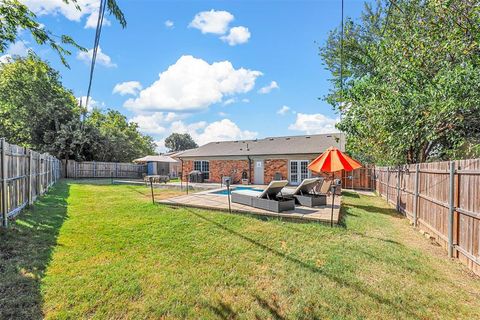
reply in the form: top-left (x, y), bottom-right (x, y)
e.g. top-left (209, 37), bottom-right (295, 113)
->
top-left (176, 133), bottom-right (345, 158)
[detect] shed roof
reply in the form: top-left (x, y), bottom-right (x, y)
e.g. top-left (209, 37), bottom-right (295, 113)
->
top-left (133, 155), bottom-right (179, 163)
top-left (176, 133), bottom-right (344, 158)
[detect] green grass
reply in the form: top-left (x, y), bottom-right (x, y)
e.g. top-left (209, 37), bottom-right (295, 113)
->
top-left (1, 181), bottom-right (480, 319)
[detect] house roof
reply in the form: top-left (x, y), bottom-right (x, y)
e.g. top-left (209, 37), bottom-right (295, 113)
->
top-left (175, 133), bottom-right (345, 158)
top-left (133, 155), bottom-right (179, 163)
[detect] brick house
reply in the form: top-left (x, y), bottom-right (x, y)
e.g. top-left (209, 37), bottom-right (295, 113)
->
top-left (175, 133), bottom-right (345, 185)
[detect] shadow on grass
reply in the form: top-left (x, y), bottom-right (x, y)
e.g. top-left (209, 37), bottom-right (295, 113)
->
top-left (347, 204), bottom-right (402, 218)
top-left (206, 301), bottom-right (238, 320)
top-left (254, 295), bottom-right (285, 320)
top-left (184, 207), bottom-right (421, 319)
top-left (342, 191), bottom-right (360, 198)
top-left (0, 181), bottom-right (69, 319)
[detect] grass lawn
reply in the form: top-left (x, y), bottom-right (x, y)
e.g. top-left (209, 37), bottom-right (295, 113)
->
top-left (1, 180), bottom-right (480, 319)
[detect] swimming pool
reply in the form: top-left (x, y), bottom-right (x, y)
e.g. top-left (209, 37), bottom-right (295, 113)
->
top-left (210, 186), bottom-right (264, 195)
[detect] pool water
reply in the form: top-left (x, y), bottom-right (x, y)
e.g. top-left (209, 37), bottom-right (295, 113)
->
top-left (211, 186), bottom-right (264, 195)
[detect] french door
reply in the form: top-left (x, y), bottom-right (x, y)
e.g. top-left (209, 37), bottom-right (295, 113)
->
top-left (289, 160), bottom-right (310, 185)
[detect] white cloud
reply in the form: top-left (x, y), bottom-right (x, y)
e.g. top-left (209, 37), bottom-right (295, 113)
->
top-left (85, 11), bottom-right (111, 29)
top-left (0, 41), bottom-right (30, 63)
top-left (171, 119), bottom-right (257, 146)
top-left (154, 139), bottom-right (166, 153)
top-left (277, 105), bottom-right (290, 115)
top-left (124, 55), bottom-right (262, 112)
top-left (131, 113), bottom-right (169, 135)
top-left (0, 55), bottom-right (12, 64)
top-left (218, 112), bottom-right (228, 117)
top-left (77, 46), bottom-right (117, 68)
top-left (22, 0), bottom-right (112, 29)
top-left (129, 112), bottom-right (188, 136)
top-left (221, 26), bottom-right (250, 46)
top-left (165, 20), bottom-right (174, 28)
top-left (134, 115), bottom-right (256, 149)
top-left (189, 10), bottom-right (234, 34)
top-left (78, 96), bottom-right (104, 111)
top-left (6, 41), bottom-right (30, 56)
top-left (223, 98), bottom-right (237, 106)
top-left (288, 113), bottom-right (339, 134)
top-left (258, 81), bottom-right (279, 94)
top-left (113, 81), bottom-right (143, 96)
top-left (241, 98), bottom-right (250, 103)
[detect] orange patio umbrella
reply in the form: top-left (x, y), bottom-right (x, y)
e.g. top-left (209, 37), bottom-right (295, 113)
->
top-left (308, 146), bottom-right (362, 226)
top-left (308, 146), bottom-right (362, 173)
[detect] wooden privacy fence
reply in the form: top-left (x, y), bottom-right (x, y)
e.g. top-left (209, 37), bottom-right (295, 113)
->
top-left (375, 159), bottom-right (480, 275)
top-left (342, 166), bottom-right (375, 190)
top-left (65, 160), bottom-right (146, 179)
top-left (1, 138), bottom-right (61, 227)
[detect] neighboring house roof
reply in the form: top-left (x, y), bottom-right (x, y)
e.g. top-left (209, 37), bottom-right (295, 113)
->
top-left (167, 149), bottom-right (195, 158)
top-left (176, 133), bottom-right (345, 158)
top-left (133, 155), bottom-right (179, 163)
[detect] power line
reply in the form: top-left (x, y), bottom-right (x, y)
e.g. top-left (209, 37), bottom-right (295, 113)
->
top-left (84, 0), bottom-right (107, 115)
top-left (340, 0), bottom-right (345, 98)
top-left (339, 0), bottom-right (345, 120)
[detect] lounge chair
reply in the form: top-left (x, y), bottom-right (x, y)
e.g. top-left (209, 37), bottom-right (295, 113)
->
top-left (231, 180), bottom-right (295, 213)
top-left (282, 177), bottom-right (327, 207)
top-left (316, 179), bottom-right (332, 195)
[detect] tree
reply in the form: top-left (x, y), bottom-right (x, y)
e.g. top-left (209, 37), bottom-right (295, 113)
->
top-left (0, 55), bottom-right (156, 162)
top-left (0, 0), bottom-right (125, 67)
top-left (321, 0), bottom-right (480, 165)
top-left (0, 54), bottom-right (82, 156)
top-left (165, 133), bottom-right (198, 152)
top-left (86, 109), bottom-right (156, 162)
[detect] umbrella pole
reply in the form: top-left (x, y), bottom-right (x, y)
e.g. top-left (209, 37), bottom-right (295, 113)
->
top-left (331, 172), bottom-right (334, 227)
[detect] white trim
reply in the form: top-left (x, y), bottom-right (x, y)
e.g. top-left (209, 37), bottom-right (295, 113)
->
top-left (288, 160), bottom-right (311, 185)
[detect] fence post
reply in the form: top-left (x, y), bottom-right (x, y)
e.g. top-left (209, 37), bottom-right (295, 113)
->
top-left (371, 166), bottom-right (375, 192)
top-left (49, 157), bottom-right (53, 187)
top-left (413, 163), bottom-right (419, 227)
top-left (93, 161), bottom-right (96, 178)
top-left (448, 160), bottom-right (455, 258)
top-left (1, 139), bottom-right (8, 227)
top-left (386, 167), bottom-right (390, 203)
top-left (115, 162), bottom-right (118, 178)
top-left (396, 166), bottom-right (401, 212)
top-left (38, 155), bottom-right (42, 196)
top-left (28, 150), bottom-right (33, 205)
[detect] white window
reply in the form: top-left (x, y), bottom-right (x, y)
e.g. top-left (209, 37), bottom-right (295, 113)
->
top-left (289, 160), bottom-right (310, 185)
top-left (194, 160), bottom-right (209, 180)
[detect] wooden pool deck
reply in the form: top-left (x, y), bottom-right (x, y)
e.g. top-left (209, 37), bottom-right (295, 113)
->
top-left (157, 189), bottom-right (341, 224)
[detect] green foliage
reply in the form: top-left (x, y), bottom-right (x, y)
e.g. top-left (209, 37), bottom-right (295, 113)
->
top-left (165, 132), bottom-right (198, 152)
top-left (0, 0), bottom-right (125, 68)
top-left (86, 109), bottom-right (156, 162)
top-left (0, 53), bottom-right (81, 152)
top-left (0, 55), bottom-right (155, 161)
top-left (321, 0), bottom-right (480, 165)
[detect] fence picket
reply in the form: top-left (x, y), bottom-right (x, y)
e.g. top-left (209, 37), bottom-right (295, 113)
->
top-left (376, 159), bottom-right (480, 276)
top-left (0, 139), bottom-right (61, 227)
top-left (1, 139), bottom-right (7, 227)
top-left (66, 161), bottom-right (146, 179)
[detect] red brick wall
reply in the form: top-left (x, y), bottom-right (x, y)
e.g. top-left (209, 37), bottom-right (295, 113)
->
top-left (180, 160), bottom-right (194, 181)
top-left (181, 158), bottom-right (344, 185)
top-left (209, 160), bottom-right (249, 184)
top-left (180, 159), bottom-right (250, 183)
top-left (264, 159), bottom-right (288, 184)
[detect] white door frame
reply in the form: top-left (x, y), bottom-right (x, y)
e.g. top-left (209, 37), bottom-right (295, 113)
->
top-left (253, 159), bottom-right (264, 185)
top-left (289, 160), bottom-right (310, 185)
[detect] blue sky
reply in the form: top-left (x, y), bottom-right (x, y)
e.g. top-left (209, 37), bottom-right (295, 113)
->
top-left (8, 0), bottom-right (366, 151)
